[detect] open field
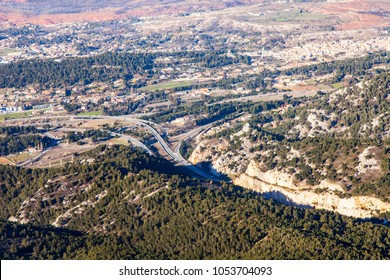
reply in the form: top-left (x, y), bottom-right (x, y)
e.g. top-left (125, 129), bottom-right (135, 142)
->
top-left (0, 157), bottom-right (15, 165)
top-left (234, 10), bottom-right (328, 25)
top-left (332, 82), bottom-right (344, 89)
top-left (141, 80), bottom-right (195, 91)
top-left (33, 143), bottom-right (96, 168)
top-left (7, 151), bottom-right (40, 165)
top-left (0, 108), bottom-right (53, 122)
top-left (273, 11), bottom-right (327, 22)
top-left (77, 119), bottom-right (131, 129)
top-left (312, 0), bottom-right (390, 30)
top-left (0, 111), bottom-right (33, 122)
top-left (105, 137), bottom-right (130, 146)
top-left (77, 111), bottom-right (103, 116)
top-left (30, 137), bottom-right (130, 168)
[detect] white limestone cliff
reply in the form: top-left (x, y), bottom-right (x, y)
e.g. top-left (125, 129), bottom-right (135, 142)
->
top-left (190, 141), bottom-right (390, 218)
top-left (235, 161), bottom-right (390, 218)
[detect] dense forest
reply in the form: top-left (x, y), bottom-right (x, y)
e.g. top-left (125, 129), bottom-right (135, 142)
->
top-left (282, 52), bottom-right (390, 81)
top-left (144, 99), bottom-right (283, 124)
top-left (0, 52), bottom-right (155, 89)
top-left (157, 52), bottom-right (390, 93)
top-left (0, 145), bottom-right (389, 260)
top-left (64, 129), bottom-right (111, 143)
top-left (0, 50), bottom-right (250, 89)
top-left (0, 126), bottom-right (43, 136)
top-left (0, 135), bottom-right (52, 156)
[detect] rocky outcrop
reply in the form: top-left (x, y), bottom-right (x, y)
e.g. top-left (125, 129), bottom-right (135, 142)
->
top-left (189, 131), bottom-right (390, 219)
top-left (234, 161), bottom-right (390, 218)
top-left (189, 138), bottom-right (244, 176)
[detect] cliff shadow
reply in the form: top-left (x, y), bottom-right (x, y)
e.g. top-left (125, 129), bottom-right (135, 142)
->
top-left (199, 161), bottom-right (231, 181)
top-left (175, 161), bottom-right (230, 182)
top-left (359, 217), bottom-right (390, 227)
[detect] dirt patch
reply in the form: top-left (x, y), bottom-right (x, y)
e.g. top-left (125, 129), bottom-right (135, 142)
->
top-left (0, 0), bottom-right (268, 26)
top-left (77, 119), bottom-right (130, 129)
top-left (33, 144), bottom-right (96, 168)
top-left (0, 9), bottom-right (125, 26)
top-left (311, 0), bottom-right (390, 30)
top-left (0, 157), bottom-right (15, 165)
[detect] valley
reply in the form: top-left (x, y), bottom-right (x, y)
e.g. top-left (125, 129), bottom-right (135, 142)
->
top-left (0, 0), bottom-right (389, 260)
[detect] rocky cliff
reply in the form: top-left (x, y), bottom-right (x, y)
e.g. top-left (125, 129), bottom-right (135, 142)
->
top-left (189, 144), bottom-right (390, 218)
top-left (234, 161), bottom-right (390, 218)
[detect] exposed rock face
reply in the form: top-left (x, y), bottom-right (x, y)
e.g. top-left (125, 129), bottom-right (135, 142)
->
top-left (234, 161), bottom-right (390, 219)
top-left (188, 120), bottom-right (390, 219)
top-left (356, 146), bottom-right (380, 175)
top-left (189, 138), bottom-right (246, 176)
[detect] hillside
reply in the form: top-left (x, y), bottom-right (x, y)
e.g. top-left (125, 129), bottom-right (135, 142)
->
top-left (0, 144), bottom-right (389, 260)
top-left (189, 72), bottom-right (390, 218)
top-left (0, 0), bottom-right (270, 25)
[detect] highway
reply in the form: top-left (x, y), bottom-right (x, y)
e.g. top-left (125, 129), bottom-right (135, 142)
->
top-left (5, 113), bottom-right (221, 180)
top-left (174, 124), bottom-right (213, 162)
top-left (18, 147), bottom-right (52, 167)
top-left (69, 114), bottom-right (218, 179)
top-left (118, 117), bottom-right (219, 180)
top-left (109, 131), bottom-right (153, 155)
top-left (18, 132), bottom-right (59, 167)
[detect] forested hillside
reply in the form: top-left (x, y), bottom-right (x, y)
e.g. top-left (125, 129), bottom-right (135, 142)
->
top-left (0, 126), bottom-right (52, 156)
top-left (191, 71), bottom-right (390, 206)
top-left (0, 50), bottom-right (249, 89)
top-left (1, 145), bottom-right (389, 260)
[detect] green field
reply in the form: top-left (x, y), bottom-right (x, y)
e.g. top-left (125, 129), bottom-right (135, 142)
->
top-left (77, 110), bottom-right (103, 116)
top-left (140, 80), bottom-right (194, 91)
top-left (0, 107), bottom-right (53, 121)
top-left (306, 79), bottom-right (317, 85)
top-left (331, 82), bottom-right (344, 89)
top-left (234, 10), bottom-right (327, 25)
top-left (273, 11), bottom-right (326, 22)
top-left (0, 111), bottom-right (33, 122)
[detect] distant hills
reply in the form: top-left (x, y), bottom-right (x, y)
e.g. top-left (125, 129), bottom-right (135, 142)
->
top-left (0, 0), bottom-right (270, 25)
top-left (0, 0), bottom-right (267, 15)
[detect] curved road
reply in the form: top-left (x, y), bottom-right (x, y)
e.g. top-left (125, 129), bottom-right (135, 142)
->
top-left (109, 131), bottom-right (153, 156)
top-left (6, 114), bottom-right (221, 180)
top-left (119, 117), bottom-right (219, 180)
top-left (18, 132), bottom-right (59, 167)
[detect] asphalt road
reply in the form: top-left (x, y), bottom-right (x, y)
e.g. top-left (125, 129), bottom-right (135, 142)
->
top-left (120, 117), bottom-right (219, 180)
top-left (6, 114), bottom-right (221, 180)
